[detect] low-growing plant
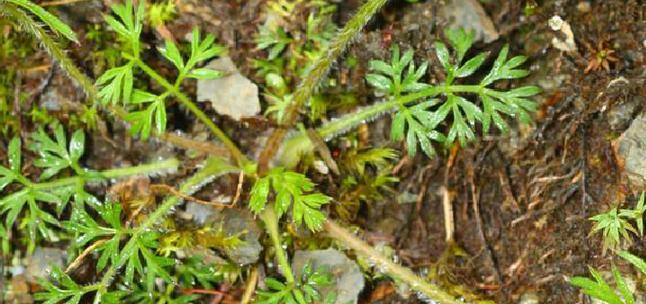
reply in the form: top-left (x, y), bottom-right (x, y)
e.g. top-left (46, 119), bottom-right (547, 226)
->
top-left (95, 0), bottom-right (248, 165)
top-left (571, 193), bottom-right (646, 304)
top-left (590, 193), bottom-right (645, 253)
top-left (1, 0), bottom-right (546, 303)
top-left (280, 28), bottom-right (540, 166)
top-left (570, 249), bottom-right (646, 304)
top-left (256, 261), bottom-right (336, 304)
top-left (0, 123), bottom-right (178, 253)
top-left (0, 0), bottom-right (96, 99)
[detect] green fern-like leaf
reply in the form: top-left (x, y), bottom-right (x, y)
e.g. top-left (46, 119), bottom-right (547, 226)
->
top-left (365, 28), bottom-right (540, 158)
top-left (250, 168), bottom-right (330, 231)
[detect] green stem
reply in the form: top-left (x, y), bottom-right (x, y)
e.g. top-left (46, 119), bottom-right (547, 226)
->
top-left (279, 84), bottom-right (488, 167)
top-left (132, 58), bottom-right (248, 166)
top-left (260, 205), bottom-right (307, 302)
top-left (93, 157), bottom-right (238, 302)
top-left (31, 158), bottom-right (180, 190)
top-left (257, 0), bottom-right (389, 173)
top-left (2, 3), bottom-right (97, 100)
top-left (324, 220), bottom-right (460, 304)
top-left (260, 205), bottom-right (296, 283)
top-left (284, 0), bottom-right (390, 126)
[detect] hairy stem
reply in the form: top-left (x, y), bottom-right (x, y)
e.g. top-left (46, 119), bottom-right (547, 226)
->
top-left (324, 220), bottom-right (460, 304)
top-left (31, 158), bottom-right (179, 190)
top-left (257, 0), bottom-right (389, 174)
top-left (2, 3), bottom-right (97, 100)
top-left (133, 58), bottom-right (249, 166)
top-left (93, 157), bottom-right (238, 302)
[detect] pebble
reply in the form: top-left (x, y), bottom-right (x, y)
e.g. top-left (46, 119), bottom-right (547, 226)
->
top-left (616, 112), bottom-right (646, 191)
top-left (293, 249), bottom-right (364, 304)
top-left (197, 56), bottom-right (261, 121)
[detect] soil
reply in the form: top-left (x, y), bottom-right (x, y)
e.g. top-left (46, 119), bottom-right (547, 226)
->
top-left (3, 0), bottom-right (645, 303)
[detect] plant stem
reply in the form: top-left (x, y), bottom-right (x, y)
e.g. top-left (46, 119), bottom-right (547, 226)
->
top-left (93, 157), bottom-right (238, 302)
top-left (133, 58), bottom-right (248, 166)
top-left (257, 0), bottom-right (390, 174)
top-left (2, 3), bottom-right (97, 100)
top-left (31, 158), bottom-right (180, 190)
top-left (324, 219), bottom-right (460, 304)
top-left (279, 84), bottom-right (488, 167)
top-left (260, 206), bottom-right (296, 283)
top-left (260, 205), bottom-right (307, 301)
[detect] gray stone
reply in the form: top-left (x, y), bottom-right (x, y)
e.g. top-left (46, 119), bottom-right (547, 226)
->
top-left (207, 208), bottom-right (262, 265)
top-left (185, 201), bottom-right (216, 225)
top-left (438, 0), bottom-right (499, 43)
top-left (518, 292), bottom-right (540, 304)
top-left (617, 112), bottom-right (646, 191)
top-left (608, 98), bottom-right (640, 131)
top-left (197, 57), bottom-right (260, 120)
top-left (25, 247), bottom-right (66, 282)
top-left (292, 249), bottom-right (364, 304)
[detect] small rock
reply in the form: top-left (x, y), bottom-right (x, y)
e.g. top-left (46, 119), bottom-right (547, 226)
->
top-left (197, 57), bottom-right (260, 121)
top-left (206, 208), bottom-right (262, 265)
top-left (549, 16), bottom-right (577, 52)
top-left (607, 98), bottom-right (640, 131)
top-left (292, 249), bottom-right (364, 304)
top-left (518, 292), bottom-right (540, 304)
top-left (185, 201), bottom-right (216, 225)
top-left (25, 247), bottom-right (66, 282)
top-left (616, 112), bottom-right (646, 191)
top-left (438, 0), bottom-right (499, 43)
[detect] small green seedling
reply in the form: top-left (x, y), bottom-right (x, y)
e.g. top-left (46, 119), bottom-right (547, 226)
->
top-left (570, 250), bottom-right (646, 304)
top-left (590, 193), bottom-right (645, 253)
top-left (250, 167), bottom-right (331, 232)
top-left (256, 261), bottom-right (336, 304)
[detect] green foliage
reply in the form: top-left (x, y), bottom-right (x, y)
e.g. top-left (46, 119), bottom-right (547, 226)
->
top-left (254, 0), bottom-right (340, 123)
top-left (158, 223), bottom-right (245, 257)
top-left (0, 125), bottom-right (91, 253)
top-left (65, 201), bottom-right (174, 291)
top-left (1, 1), bottom-right (96, 98)
top-left (0, 122), bottom-right (178, 254)
top-left (571, 194), bottom-right (646, 304)
top-left (366, 28), bottom-right (540, 157)
top-left (590, 193), bottom-right (645, 253)
top-left (618, 251), bottom-right (646, 275)
top-left (333, 147), bottom-right (398, 220)
top-left (250, 168), bottom-right (331, 231)
top-left (570, 250), bottom-right (646, 304)
top-left (124, 286), bottom-right (200, 304)
top-left (570, 265), bottom-right (635, 304)
top-left (366, 45), bottom-right (429, 97)
top-left (34, 267), bottom-right (97, 304)
top-left (256, 26), bottom-right (292, 60)
top-left (29, 124), bottom-right (86, 179)
top-left (256, 261), bottom-right (336, 304)
top-left (341, 147), bottom-right (398, 176)
top-left (148, 0), bottom-right (176, 27)
top-left (176, 256), bottom-right (228, 289)
top-left (97, 0), bottom-right (224, 139)
top-left (5, 0), bottom-right (78, 42)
